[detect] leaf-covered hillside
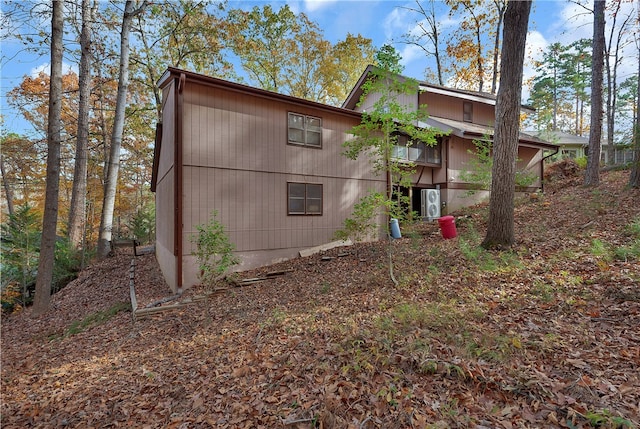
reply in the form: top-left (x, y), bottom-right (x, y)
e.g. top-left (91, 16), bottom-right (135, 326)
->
top-left (2, 167), bottom-right (639, 428)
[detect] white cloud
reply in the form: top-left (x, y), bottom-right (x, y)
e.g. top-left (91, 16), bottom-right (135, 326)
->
top-left (30, 62), bottom-right (77, 78)
top-left (302, 0), bottom-right (340, 13)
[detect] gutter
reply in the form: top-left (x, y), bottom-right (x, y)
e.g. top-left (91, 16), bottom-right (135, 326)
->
top-left (175, 73), bottom-right (186, 291)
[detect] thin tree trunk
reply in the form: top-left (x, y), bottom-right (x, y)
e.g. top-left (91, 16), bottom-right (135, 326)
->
top-left (490, 0), bottom-right (506, 95)
top-left (629, 0), bottom-right (640, 188)
top-left (97, 0), bottom-right (146, 258)
top-left (1, 153), bottom-right (15, 217)
top-left (32, 0), bottom-right (64, 316)
top-left (482, 0), bottom-right (531, 249)
top-left (584, 0), bottom-right (605, 186)
top-left (68, 0), bottom-right (94, 249)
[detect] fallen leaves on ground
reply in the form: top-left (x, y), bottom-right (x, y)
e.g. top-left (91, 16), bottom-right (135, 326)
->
top-left (2, 168), bottom-right (639, 428)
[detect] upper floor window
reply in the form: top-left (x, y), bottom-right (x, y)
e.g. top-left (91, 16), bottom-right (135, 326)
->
top-left (392, 135), bottom-right (441, 165)
top-left (463, 101), bottom-right (473, 122)
top-left (288, 182), bottom-right (323, 215)
top-left (288, 112), bottom-right (322, 148)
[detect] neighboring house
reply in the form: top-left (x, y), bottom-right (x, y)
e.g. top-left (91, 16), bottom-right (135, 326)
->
top-left (527, 129), bottom-right (635, 165)
top-left (526, 130), bottom-right (588, 160)
top-left (151, 66), bottom-right (557, 291)
top-left (600, 142), bottom-right (636, 165)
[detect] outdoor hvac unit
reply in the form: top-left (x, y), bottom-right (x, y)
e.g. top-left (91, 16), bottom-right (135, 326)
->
top-left (421, 189), bottom-right (441, 221)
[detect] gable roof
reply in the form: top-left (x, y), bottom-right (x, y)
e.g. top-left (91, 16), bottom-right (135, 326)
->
top-left (158, 67), bottom-right (363, 119)
top-left (342, 65), bottom-right (535, 113)
top-left (526, 130), bottom-right (589, 146)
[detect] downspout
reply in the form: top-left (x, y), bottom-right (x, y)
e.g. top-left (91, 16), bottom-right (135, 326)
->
top-left (540, 146), bottom-right (559, 193)
top-left (175, 73), bottom-right (186, 291)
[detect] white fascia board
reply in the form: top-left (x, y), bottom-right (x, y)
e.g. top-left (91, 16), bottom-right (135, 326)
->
top-left (419, 85), bottom-right (496, 106)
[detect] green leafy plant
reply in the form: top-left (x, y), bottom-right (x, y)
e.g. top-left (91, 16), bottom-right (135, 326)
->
top-left (52, 237), bottom-right (82, 294)
top-left (191, 210), bottom-right (240, 287)
top-left (460, 137), bottom-right (538, 195)
top-left (334, 193), bottom-right (384, 245)
top-left (575, 156), bottom-right (588, 169)
top-left (129, 203), bottom-right (155, 244)
top-left (341, 61), bottom-right (443, 285)
top-left (584, 409), bottom-right (633, 428)
top-left (0, 204), bottom-right (41, 307)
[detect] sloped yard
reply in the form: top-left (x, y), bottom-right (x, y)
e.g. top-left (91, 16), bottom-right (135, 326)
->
top-left (2, 168), bottom-right (639, 428)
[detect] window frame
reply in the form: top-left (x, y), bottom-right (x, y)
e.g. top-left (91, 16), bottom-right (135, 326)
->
top-left (392, 134), bottom-right (442, 166)
top-left (287, 182), bottom-right (323, 215)
top-left (463, 101), bottom-right (473, 123)
top-left (288, 112), bottom-right (323, 148)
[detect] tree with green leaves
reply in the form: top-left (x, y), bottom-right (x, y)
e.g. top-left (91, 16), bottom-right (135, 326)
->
top-left (191, 211), bottom-right (239, 287)
top-left (561, 39), bottom-right (592, 135)
top-left (528, 42), bottom-right (574, 132)
top-left (324, 33), bottom-right (376, 106)
top-left (341, 58), bottom-right (440, 284)
top-left (132, 0), bottom-right (236, 120)
top-left (226, 4), bottom-right (301, 93)
top-left (1, 204), bottom-right (41, 306)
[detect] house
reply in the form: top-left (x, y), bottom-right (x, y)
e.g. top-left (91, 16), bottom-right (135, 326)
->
top-left (526, 130), bottom-right (588, 160)
top-left (151, 66), bottom-right (557, 291)
top-left (527, 129), bottom-right (635, 165)
top-left (343, 66), bottom-right (558, 214)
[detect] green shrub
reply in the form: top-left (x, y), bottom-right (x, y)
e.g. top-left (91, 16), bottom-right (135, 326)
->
top-left (575, 156), bottom-right (588, 169)
top-left (191, 211), bottom-right (240, 287)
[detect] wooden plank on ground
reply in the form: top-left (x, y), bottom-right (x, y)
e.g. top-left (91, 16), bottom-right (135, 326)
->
top-left (298, 239), bottom-right (352, 258)
top-left (134, 289), bottom-right (228, 319)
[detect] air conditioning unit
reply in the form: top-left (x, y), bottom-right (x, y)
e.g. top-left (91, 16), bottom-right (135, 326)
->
top-left (421, 189), bottom-right (441, 221)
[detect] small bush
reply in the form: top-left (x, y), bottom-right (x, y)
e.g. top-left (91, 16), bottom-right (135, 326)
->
top-left (191, 211), bottom-right (240, 287)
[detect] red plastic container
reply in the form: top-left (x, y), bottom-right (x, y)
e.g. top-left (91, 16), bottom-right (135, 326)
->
top-left (437, 215), bottom-right (457, 239)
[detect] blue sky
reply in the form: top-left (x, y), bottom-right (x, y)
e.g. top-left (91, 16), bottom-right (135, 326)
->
top-left (1, 0), bottom-right (636, 137)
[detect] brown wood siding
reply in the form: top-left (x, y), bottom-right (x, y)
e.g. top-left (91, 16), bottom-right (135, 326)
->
top-left (179, 82), bottom-right (385, 286)
top-left (517, 146), bottom-right (543, 187)
top-left (420, 92), bottom-right (495, 126)
top-left (155, 80), bottom-right (177, 291)
top-left (446, 136), bottom-right (478, 181)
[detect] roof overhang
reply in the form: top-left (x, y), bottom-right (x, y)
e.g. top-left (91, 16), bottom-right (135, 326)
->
top-left (419, 116), bottom-right (558, 150)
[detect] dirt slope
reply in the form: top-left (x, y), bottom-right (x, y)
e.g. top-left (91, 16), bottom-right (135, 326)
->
top-left (2, 168), bottom-right (639, 428)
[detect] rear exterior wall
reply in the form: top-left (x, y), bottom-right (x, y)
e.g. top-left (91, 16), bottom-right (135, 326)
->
top-left (180, 82), bottom-right (385, 288)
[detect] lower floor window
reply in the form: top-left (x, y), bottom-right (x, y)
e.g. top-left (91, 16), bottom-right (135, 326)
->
top-left (288, 182), bottom-right (323, 215)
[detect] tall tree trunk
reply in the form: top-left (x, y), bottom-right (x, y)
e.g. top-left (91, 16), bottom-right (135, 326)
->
top-left (97, 0), bottom-right (146, 259)
top-left (584, 0), bottom-right (605, 186)
top-left (32, 0), bottom-right (64, 316)
top-left (629, 0), bottom-right (640, 188)
top-left (68, 0), bottom-right (94, 250)
top-left (1, 152), bottom-right (15, 217)
top-left (482, 0), bottom-right (531, 249)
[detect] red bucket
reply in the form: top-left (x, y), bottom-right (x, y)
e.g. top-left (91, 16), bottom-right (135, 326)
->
top-left (437, 215), bottom-right (457, 239)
